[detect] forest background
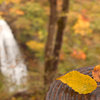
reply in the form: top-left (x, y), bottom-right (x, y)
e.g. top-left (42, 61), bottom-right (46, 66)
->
top-left (0, 0), bottom-right (100, 100)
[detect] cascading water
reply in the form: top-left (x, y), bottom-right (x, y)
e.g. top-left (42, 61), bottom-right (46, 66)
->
top-left (0, 19), bottom-right (27, 92)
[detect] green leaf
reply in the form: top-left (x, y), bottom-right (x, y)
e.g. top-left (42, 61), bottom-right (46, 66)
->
top-left (56, 70), bottom-right (97, 94)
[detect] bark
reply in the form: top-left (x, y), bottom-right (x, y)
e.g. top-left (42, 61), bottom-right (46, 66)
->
top-left (44, 0), bottom-right (69, 86)
top-left (44, 0), bottom-right (57, 85)
top-left (52, 0), bottom-right (69, 70)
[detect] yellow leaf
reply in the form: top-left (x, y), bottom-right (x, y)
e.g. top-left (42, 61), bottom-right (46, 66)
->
top-left (26, 41), bottom-right (44, 52)
top-left (56, 70), bottom-right (97, 94)
top-left (92, 65), bottom-right (100, 82)
top-left (73, 14), bottom-right (92, 36)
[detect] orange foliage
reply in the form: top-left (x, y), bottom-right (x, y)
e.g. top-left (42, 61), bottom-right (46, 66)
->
top-left (9, 8), bottom-right (15, 12)
top-left (59, 52), bottom-right (65, 61)
top-left (0, 12), bottom-right (4, 15)
top-left (16, 9), bottom-right (25, 15)
top-left (5, 0), bottom-right (20, 5)
top-left (9, 8), bottom-right (25, 15)
top-left (71, 49), bottom-right (86, 60)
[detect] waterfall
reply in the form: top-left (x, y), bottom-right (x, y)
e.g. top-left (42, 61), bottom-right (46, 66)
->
top-left (0, 19), bottom-right (27, 92)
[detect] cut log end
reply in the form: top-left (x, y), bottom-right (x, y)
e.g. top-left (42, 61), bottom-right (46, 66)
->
top-left (45, 66), bottom-right (100, 100)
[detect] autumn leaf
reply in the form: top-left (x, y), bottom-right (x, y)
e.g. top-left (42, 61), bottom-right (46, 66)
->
top-left (5, 0), bottom-right (20, 5)
top-left (9, 8), bottom-right (15, 12)
top-left (73, 14), bottom-right (92, 36)
top-left (16, 10), bottom-right (25, 15)
top-left (26, 41), bottom-right (44, 52)
top-left (59, 52), bottom-right (65, 61)
top-left (92, 65), bottom-right (100, 82)
top-left (56, 70), bottom-right (97, 94)
top-left (0, 12), bottom-right (4, 15)
top-left (9, 8), bottom-right (24, 15)
top-left (71, 49), bottom-right (86, 60)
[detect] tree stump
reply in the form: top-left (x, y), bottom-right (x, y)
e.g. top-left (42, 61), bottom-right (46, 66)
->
top-left (45, 66), bottom-right (100, 100)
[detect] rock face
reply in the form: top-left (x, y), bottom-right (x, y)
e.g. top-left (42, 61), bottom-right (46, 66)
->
top-left (45, 66), bottom-right (100, 100)
top-left (0, 19), bottom-right (27, 92)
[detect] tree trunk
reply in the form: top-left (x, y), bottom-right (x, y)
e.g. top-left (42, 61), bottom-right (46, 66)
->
top-left (44, 0), bottom-right (69, 86)
top-left (44, 0), bottom-right (57, 85)
top-left (52, 0), bottom-right (69, 71)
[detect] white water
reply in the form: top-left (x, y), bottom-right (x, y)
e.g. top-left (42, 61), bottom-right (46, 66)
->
top-left (0, 19), bottom-right (27, 92)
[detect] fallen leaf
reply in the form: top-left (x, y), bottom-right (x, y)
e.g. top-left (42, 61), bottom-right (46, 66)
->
top-left (56, 70), bottom-right (97, 94)
top-left (92, 65), bottom-right (100, 82)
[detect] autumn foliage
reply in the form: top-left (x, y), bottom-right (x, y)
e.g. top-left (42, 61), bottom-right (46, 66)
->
top-left (73, 14), bottom-right (92, 36)
top-left (71, 49), bottom-right (86, 60)
top-left (0, 0), bottom-right (100, 99)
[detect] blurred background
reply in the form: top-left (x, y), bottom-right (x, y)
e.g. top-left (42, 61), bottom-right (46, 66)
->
top-left (0, 0), bottom-right (100, 100)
